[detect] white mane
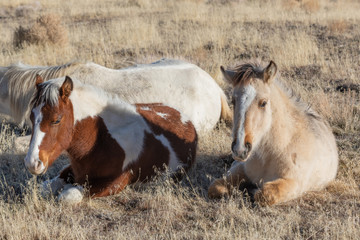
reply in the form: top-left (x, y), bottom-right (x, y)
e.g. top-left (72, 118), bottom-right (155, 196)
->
top-left (3, 62), bottom-right (83, 125)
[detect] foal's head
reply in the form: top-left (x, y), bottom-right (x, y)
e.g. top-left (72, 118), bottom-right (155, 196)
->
top-left (24, 75), bottom-right (74, 175)
top-left (221, 61), bottom-right (277, 161)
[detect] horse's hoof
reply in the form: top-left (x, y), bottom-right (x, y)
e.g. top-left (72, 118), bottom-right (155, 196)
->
top-left (208, 179), bottom-right (229, 199)
top-left (57, 184), bottom-right (84, 204)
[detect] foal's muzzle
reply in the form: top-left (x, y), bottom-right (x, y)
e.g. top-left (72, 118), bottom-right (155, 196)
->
top-left (231, 140), bottom-right (252, 161)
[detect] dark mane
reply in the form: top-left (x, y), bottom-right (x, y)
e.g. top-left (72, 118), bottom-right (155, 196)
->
top-left (231, 62), bottom-right (264, 86)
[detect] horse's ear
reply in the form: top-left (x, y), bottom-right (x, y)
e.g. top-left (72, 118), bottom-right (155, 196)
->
top-left (35, 74), bottom-right (44, 89)
top-left (60, 76), bottom-right (73, 100)
top-left (220, 66), bottom-right (237, 86)
top-left (263, 61), bottom-right (277, 83)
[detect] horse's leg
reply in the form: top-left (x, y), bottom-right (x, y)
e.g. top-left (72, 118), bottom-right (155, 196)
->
top-left (57, 171), bottom-right (133, 204)
top-left (208, 161), bottom-right (248, 198)
top-left (90, 171), bottom-right (133, 198)
top-left (254, 178), bottom-right (297, 206)
top-left (40, 164), bottom-right (73, 197)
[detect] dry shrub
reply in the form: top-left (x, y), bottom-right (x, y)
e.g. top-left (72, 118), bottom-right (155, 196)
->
top-left (14, 14), bottom-right (68, 48)
top-left (328, 20), bottom-right (349, 34)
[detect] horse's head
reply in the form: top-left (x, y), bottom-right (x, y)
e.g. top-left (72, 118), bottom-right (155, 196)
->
top-left (24, 75), bottom-right (74, 175)
top-left (221, 61), bottom-right (277, 161)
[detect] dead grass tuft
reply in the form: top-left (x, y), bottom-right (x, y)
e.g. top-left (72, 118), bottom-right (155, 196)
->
top-left (14, 14), bottom-right (68, 48)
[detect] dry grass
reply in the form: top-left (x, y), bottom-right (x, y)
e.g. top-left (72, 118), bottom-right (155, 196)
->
top-left (0, 0), bottom-right (359, 239)
top-left (328, 19), bottom-right (350, 34)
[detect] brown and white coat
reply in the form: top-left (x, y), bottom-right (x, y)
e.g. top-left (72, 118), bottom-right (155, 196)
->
top-left (25, 76), bottom-right (197, 203)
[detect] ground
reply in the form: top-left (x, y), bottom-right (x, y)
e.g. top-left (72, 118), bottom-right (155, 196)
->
top-left (0, 0), bottom-right (359, 239)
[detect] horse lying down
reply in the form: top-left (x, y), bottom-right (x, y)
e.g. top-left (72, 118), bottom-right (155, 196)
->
top-left (208, 61), bottom-right (339, 205)
top-left (0, 59), bottom-right (232, 133)
top-left (25, 75), bottom-right (197, 204)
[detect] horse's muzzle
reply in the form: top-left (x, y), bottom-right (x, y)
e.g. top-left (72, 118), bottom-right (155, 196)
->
top-left (231, 141), bottom-right (252, 161)
top-left (24, 158), bottom-right (46, 175)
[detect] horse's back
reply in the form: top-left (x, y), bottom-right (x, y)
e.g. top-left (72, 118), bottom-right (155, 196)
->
top-left (136, 103), bottom-right (197, 171)
top-left (136, 103), bottom-right (197, 142)
top-left (2, 59), bottom-right (226, 132)
top-left (278, 116), bottom-right (338, 191)
top-left (71, 59), bottom-right (223, 132)
top-left (304, 117), bottom-right (338, 188)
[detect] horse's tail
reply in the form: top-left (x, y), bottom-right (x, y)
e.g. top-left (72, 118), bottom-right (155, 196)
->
top-left (219, 91), bottom-right (233, 125)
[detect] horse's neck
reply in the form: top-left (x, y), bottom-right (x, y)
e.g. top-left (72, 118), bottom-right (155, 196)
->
top-left (68, 86), bottom-right (139, 160)
top-left (70, 84), bottom-right (136, 124)
top-left (67, 116), bottom-right (100, 160)
top-left (67, 115), bottom-right (126, 160)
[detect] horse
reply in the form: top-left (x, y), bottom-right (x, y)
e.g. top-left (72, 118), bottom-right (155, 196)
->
top-left (24, 75), bottom-right (197, 204)
top-left (208, 61), bottom-right (338, 205)
top-left (0, 59), bottom-right (232, 133)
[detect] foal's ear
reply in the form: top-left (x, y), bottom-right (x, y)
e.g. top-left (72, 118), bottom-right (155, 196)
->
top-left (35, 74), bottom-right (44, 89)
top-left (60, 76), bottom-right (73, 99)
top-left (220, 66), bottom-right (237, 86)
top-left (263, 61), bottom-right (277, 83)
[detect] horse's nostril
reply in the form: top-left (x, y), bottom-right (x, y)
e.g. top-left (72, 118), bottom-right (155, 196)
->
top-left (245, 142), bottom-right (252, 152)
top-left (34, 159), bottom-right (44, 171)
top-left (36, 160), bottom-right (41, 168)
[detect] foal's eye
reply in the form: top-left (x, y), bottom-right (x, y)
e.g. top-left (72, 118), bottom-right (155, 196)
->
top-left (259, 100), bottom-right (267, 108)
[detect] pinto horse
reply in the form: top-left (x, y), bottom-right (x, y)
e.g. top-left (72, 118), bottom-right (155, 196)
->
top-left (24, 75), bottom-right (197, 203)
top-left (208, 61), bottom-right (338, 205)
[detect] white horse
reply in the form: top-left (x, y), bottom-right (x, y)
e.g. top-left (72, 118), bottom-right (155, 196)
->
top-left (0, 59), bottom-right (232, 133)
top-left (208, 61), bottom-right (338, 205)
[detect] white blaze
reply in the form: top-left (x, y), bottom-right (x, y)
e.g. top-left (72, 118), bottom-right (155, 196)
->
top-left (24, 103), bottom-right (46, 172)
top-left (232, 85), bottom-right (256, 153)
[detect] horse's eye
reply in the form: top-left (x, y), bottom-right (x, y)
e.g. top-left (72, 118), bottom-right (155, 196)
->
top-left (231, 98), bottom-right (236, 105)
top-left (259, 100), bottom-right (267, 108)
top-left (51, 118), bottom-right (61, 125)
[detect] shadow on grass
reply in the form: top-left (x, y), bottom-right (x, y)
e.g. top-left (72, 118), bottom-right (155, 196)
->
top-left (0, 153), bottom-right (69, 202)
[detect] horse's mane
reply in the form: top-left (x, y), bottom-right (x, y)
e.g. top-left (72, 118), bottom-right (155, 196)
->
top-left (31, 79), bottom-right (62, 109)
top-left (231, 61), bottom-right (264, 86)
top-left (3, 62), bottom-right (83, 125)
top-left (231, 61), bottom-right (322, 121)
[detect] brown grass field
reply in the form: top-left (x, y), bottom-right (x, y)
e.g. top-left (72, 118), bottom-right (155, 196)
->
top-left (0, 0), bottom-right (359, 239)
